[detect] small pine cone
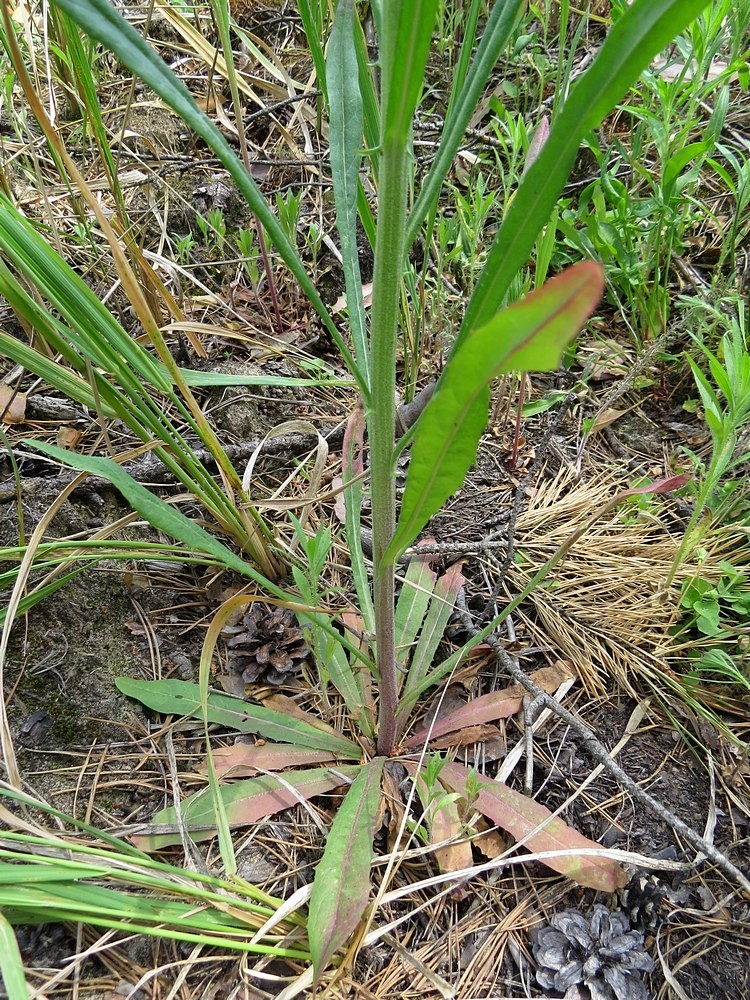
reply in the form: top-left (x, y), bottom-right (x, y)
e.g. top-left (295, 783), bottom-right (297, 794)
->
top-left (532, 904), bottom-right (654, 1000)
top-left (223, 605), bottom-right (309, 686)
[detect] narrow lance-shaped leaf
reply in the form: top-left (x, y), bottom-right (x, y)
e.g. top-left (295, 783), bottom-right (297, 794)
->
top-left (388, 262), bottom-right (605, 559)
top-left (327, 0), bottom-right (369, 388)
top-left (116, 678), bottom-right (359, 757)
top-left (435, 762), bottom-right (627, 892)
top-left (133, 766), bottom-right (361, 852)
top-left (460, 0), bottom-right (711, 341)
top-left (396, 562), bottom-right (466, 731)
top-left (203, 742), bottom-right (338, 779)
top-left (308, 758), bottom-right (385, 979)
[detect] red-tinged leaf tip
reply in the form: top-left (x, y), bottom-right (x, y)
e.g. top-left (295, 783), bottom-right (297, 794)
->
top-left (437, 762), bottom-right (627, 892)
top-left (625, 473), bottom-right (692, 496)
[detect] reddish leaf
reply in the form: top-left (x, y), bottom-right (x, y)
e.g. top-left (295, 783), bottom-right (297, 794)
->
top-left (406, 663), bottom-right (573, 747)
top-left (132, 766), bottom-right (359, 851)
top-left (199, 742), bottom-right (339, 778)
top-left (424, 725), bottom-right (501, 751)
top-left (308, 758), bottom-right (385, 979)
top-left (621, 473), bottom-right (691, 496)
top-left (435, 761), bottom-right (627, 891)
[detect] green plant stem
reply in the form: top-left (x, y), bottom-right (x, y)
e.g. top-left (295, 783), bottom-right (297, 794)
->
top-left (370, 139), bottom-right (408, 757)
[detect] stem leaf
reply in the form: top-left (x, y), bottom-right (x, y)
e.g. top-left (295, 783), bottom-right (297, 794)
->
top-left (389, 262), bottom-right (604, 558)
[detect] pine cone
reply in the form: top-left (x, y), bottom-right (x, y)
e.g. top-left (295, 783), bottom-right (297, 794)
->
top-left (532, 904), bottom-right (654, 1000)
top-left (223, 606), bottom-right (309, 686)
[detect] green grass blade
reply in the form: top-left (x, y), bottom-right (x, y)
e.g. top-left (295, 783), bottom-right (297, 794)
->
top-left (405, 0), bottom-right (525, 249)
top-left (342, 406), bottom-right (375, 634)
top-left (25, 441), bottom-right (254, 570)
top-left (308, 758), bottom-right (385, 979)
top-left (48, 6), bottom-right (127, 216)
top-left (0, 913), bottom-right (26, 1000)
top-left (297, 0), bottom-right (328, 101)
top-left (460, 0), bottom-right (711, 341)
top-left (388, 263), bottom-right (604, 559)
top-left (0, 193), bottom-right (168, 391)
top-left (327, 0), bottom-right (369, 389)
top-left (49, 0), bottom-right (363, 389)
top-left (0, 327), bottom-right (114, 416)
top-left (115, 677), bottom-right (360, 757)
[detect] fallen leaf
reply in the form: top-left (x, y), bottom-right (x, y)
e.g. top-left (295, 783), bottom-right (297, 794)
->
top-left (332, 281), bottom-right (373, 314)
top-left (588, 407), bottom-right (628, 433)
top-left (0, 386), bottom-right (26, 424)
top-left (201, 741), bottom-right (339, 778)
top-left (430, 795), bottom-right (472, 897)
top-left (55, 425), bottom-right (81, 448)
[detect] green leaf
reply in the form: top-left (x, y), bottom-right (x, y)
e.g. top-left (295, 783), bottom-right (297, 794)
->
top-left (461, 0), bottom-right (711, 341)
top-left (135, 766), bottom-right (360, 851)
top-left (0, 912), bottom-right (26, 1000)
top-left (115, 678), bottom-right (359, 757)
top-left (327, 0), bottom-right (369, 388)
top-left (389, 262), bottom-right (604, 558)
top-left (24, 441), bottom-right (252, 575)
top-left (397, 562), bottom-right (466, 726)
top-left (393, 550), bottom-right (438, 664)
top-left (298, 613), bottom-right (369, 730)
top-left (308, 758), bottom-right (385, 979)
top-left (381, 1), bottom-right (438, 144)
top-left (297, 0), bottom-right (328, 101)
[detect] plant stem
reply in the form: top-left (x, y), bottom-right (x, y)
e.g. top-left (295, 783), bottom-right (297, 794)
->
top-left (370, 139), bottom-right (409, 756)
